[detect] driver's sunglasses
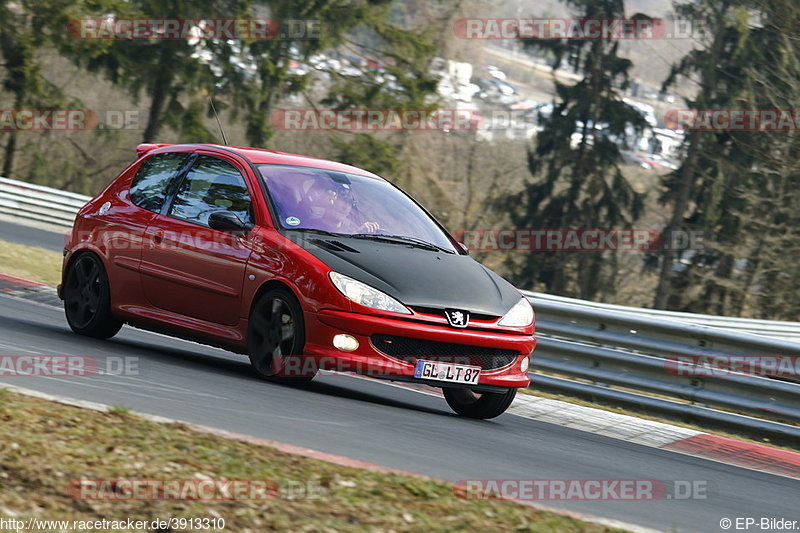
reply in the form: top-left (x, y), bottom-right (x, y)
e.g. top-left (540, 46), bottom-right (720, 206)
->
top-left (308, 188), bottom-right (338, 203)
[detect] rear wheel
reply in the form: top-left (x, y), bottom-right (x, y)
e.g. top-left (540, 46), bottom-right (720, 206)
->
top-left (443, 387), bottom-right (517, 419)
top-left (248, 288), bottom-right (315, 383)
top-left (63, 253), bottom-right (122, 339)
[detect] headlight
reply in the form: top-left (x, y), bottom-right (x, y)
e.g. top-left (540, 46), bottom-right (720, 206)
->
top-left (329, 272), bottom-right (411, 314)
top-left (497, 297), bottom-right (534, 327)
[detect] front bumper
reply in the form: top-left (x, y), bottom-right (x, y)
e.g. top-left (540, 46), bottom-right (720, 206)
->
top-left (299, 308), bottom-right (534, 389)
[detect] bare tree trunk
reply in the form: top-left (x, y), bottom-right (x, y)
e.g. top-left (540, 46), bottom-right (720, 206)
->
top-left (142, 78), bottom-right (169, 143)
top-left (2, 92), bottom-right (24, 177)
top-left (141, 45), bottom-right (175, 143)
top-left (2, 132), bottom-right (17, 178)
top-left (653, 136), bottom-right (700, 308)
top-left (653, 1), bottom-right (729, 309)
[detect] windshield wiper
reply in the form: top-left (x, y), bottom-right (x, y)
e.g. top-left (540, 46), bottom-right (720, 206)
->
top-left (288, 228), bottom-right (346, 238)
top-left (349, 233), bottom-right (454, 253)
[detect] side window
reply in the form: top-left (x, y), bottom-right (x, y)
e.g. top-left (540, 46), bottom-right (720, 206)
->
top-left (168, 156), bottom-right (253, 227)
top-left (129, 152), bottom-right (189, 212)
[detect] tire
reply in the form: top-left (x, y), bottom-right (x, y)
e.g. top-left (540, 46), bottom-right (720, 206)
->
top-left (247, 288), bottom-right (316, 384)
top-left (443, 387), bottom-right (517, 419)
top-left (63, 253), bottom-right (123, 339)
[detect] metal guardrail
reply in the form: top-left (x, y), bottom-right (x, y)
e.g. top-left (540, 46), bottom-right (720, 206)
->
top-left (526, 290), bottom-right (800, 342)
top-left (0, 177), bottom-right (90, 228)
top-left (1, 176), bottom-right (798, 440)
top-left (526, 295), bottom-right (800, 441)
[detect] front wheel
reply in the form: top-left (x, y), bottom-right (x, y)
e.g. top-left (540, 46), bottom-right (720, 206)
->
top-left (443, 387), bottom-right (517, 419)
top-left (63, 253), bottom-right (122, 339)
top-left (247, 288), bottom-right (316, 384)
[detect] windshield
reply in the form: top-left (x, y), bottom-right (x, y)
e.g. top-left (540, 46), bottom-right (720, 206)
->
top-left (258, 164), bottom-right (457, 252)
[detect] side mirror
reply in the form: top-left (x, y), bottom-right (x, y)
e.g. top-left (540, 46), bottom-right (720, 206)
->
top-left (208, 211), bottom-right (249, 234)
top-left (457, 241), bottom-right (469, 254)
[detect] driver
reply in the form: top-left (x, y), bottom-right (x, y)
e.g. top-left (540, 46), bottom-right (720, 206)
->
top-left (298, 179), bottom-right (380, 233)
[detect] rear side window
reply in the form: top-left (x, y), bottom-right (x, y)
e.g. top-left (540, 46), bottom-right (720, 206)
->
top-left (168, 155), bottom-right (253, 227)
top-left (129, 152), bottom-right (189, 212)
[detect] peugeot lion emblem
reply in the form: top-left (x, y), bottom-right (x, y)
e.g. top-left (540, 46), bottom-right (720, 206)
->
top-left (444, 309), bottom-right (469, 328)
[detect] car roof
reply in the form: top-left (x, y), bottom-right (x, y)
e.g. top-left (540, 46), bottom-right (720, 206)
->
top-left (140, 143), bottom-right (384, 180)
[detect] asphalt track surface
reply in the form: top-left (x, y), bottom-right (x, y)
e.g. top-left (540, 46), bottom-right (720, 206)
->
top-left (0, 220), bottom-right (66, 251)
top-left (1, 294), bottom-right (798, 532)
top-left (0, 225), bottom-right (798, 532)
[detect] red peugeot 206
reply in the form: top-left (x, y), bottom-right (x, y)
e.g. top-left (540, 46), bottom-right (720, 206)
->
top-left (58, 143), bottom-right (535, 418)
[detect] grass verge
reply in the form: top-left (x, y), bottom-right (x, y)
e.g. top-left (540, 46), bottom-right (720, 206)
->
top-left (0, 389), bottom-right (623, 533)
top-left (0, 238), bottom-right (62, 286)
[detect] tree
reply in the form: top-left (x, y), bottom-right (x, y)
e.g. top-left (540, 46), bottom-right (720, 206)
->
top-left (651, 0), bottom-right (779, 314)
top-left (236, 0), bottom-right (393, 148)
top-left (723, 0), bottom-right (800, 319)
top-left (501, 0), bottom-right (650, 300)
top-left (0, 0), bottom-right (80, 177)
top-left (320, 0), bottom-right (445, 178)
top-left (59, 0), bottom-right (253, 143)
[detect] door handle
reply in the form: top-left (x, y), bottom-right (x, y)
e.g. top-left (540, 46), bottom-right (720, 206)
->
top-left (151, 230), bottom-right (164, 245)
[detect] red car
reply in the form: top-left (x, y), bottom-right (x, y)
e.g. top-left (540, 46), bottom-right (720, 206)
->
top-left (58, 143), bottom-right (535, 418)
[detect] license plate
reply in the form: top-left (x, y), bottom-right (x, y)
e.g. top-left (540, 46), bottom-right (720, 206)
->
top-left (414, 360), bottom-right (481, 385)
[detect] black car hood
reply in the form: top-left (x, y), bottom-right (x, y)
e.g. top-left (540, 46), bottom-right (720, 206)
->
top-left (293, 232), bottom-right (521, 317)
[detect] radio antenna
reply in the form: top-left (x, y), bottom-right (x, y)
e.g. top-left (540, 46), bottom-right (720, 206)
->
top-left (208, 96), bottom-right (228, 145)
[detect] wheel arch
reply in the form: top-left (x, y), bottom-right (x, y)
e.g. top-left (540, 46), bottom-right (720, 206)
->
top-left (246, 278), bottom-right (308, 360)
top-left (62, 248), bottom-right (123, 339)
top-left (63, 247), bottom-right (108, 284)
top-left (248, 279), bottom-right (303, 317)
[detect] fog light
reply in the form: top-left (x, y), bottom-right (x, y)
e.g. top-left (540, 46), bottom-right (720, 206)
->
top-left (520, 356), bottom-right (530, 373)
top-left (333, 334), bottom-right (359, 352)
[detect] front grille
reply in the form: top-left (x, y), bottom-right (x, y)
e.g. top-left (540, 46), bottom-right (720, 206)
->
top-left (410, 306), bottom-right (498, 321)
top-left (370, 334), bottom-right (519, 371)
